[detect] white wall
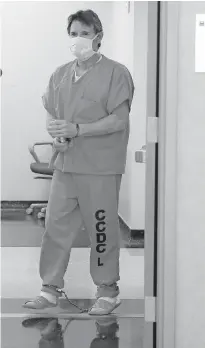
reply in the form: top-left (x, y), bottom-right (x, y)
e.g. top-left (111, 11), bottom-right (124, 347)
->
top-left (0, 1), bottom-right (113, 200)
top-left (108, 1), bottom-right (134, 226)
top-left (1, 1), bottom-right (147, 232)
top-left (175, 2), bottom-right (205, 347)
top-left (111, 1), bottom-right (147, 229)
top-left (130, 2), bottom-right (147, 229)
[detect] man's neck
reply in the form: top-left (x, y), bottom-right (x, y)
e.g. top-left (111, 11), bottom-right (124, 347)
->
top-left (77, 52), bottom-right (101, 70)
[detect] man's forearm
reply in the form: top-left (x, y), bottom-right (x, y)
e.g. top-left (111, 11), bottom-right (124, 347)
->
top-left (46, 112), bottom-right (55, 138)
top-left (79, 114), bottom-right (127, 137)
top-left (78, 101), bottom-right (129, 137)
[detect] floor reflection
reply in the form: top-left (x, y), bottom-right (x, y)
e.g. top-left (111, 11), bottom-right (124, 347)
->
top-left (1, 316), bottom-right (143, 348)
top-left (22, 317), bottom-right (120, 348)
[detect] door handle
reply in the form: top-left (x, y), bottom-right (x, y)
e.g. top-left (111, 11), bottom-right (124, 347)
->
top-left (0, 69), bottom-right (2, 77)
top-left (135, 145), bottom-right (146, 163)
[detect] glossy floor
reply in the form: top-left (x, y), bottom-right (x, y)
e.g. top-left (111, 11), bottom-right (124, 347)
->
top-left (1, 317), bottom-right (144, 348)
top-left (1, 210), bottom-right (145, 348)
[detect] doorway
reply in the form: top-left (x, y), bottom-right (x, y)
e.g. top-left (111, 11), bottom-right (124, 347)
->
top-left (0, 2), bottom-right (162, 348)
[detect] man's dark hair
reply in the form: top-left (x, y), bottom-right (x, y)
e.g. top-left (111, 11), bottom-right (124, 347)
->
top-left (67, 10), bottom-right (103, 48)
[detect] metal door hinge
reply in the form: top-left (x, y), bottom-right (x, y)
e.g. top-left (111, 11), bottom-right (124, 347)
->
top-left (145, 296), bottom-right (156, 322)
top-left (147, 117), bottom-right (158, 143)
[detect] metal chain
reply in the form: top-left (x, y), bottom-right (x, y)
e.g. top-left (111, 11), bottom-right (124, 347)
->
top-left (56, 289), bottom-right (90, 313)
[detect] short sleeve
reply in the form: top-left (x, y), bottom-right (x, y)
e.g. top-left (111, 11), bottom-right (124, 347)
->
top-left (42, 73), bottom-right (56, 118)
top-left (106, 65), bottom-right (134, 114)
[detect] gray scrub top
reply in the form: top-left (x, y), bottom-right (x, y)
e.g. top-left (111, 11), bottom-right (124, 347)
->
top-left (42, 55), bottom-right (134, 175)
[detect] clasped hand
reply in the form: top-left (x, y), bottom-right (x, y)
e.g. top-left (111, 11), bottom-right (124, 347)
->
top-left (47, 120), bottom-right (77, 139)
top-left (53, 137), bottom-right (70, 153)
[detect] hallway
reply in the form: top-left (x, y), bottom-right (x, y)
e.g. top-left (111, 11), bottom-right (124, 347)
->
top-left (1, 210), bottom-right (144, 347)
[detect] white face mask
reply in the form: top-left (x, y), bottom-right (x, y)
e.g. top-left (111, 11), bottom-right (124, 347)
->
top-left (69, 35), bottom-right (98, 61)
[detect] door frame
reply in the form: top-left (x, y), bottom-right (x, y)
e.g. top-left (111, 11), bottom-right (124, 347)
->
top-left (143, 2), bottom-right (179, 347)
top-left (157, 2), bottom-right (179, 348)
top-left (143, 2), bottom-right (160, 347)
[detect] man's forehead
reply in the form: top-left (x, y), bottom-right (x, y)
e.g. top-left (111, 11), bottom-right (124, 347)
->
top-left (70, 20), bottom-right (94, 32)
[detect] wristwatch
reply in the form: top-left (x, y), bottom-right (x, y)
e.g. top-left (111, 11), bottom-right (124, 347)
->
top-left (65, 124), bottom-right (80, 142)
top-left (75, 124), bottom-right (80, 137)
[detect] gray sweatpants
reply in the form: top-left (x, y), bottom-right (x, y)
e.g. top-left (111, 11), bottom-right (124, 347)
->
top-left (39, 170), bottom-right (122, 298)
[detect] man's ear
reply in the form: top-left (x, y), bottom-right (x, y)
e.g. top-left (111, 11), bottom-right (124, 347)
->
top-left (97, 31), bottom-right (103, 45)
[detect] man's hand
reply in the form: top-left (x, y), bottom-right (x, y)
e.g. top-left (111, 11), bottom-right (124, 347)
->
top-left (47, 120), bottom-right (77, 138)
top-left (53, 138), bottom-right (70, 153)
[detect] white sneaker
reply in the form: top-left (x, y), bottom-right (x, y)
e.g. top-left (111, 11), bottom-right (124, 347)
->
top-left (88, 296), bottom-right (121, 316)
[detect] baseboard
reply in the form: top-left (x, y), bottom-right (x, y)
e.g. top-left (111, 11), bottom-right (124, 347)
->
top-left (1, 202), bottom-right (145, 237)
top-left (1, 201), bottom-right (144, 248)
top-left (118, 215), bottom-right (144, 238)
top-left (118, 216), bottom-right (144, 248)
top-left (1, 202), bottom-right (144, 242)
top-left (1, 201), bottom-right (47, 210)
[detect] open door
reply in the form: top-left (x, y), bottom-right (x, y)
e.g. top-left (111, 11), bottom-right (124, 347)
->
top-left (135, 2), bottom-right (160, 347)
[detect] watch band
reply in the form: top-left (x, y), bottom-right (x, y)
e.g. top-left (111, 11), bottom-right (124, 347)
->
top-left (75, 124), bottom-right (80, 137)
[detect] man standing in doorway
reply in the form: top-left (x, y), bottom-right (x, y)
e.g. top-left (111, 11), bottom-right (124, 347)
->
top-left (23, 9), bottom-right (134, 315)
